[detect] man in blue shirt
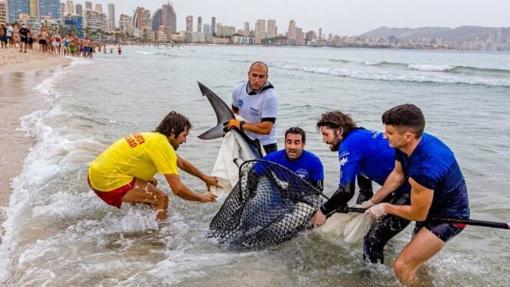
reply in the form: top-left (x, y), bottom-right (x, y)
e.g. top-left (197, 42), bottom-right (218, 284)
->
top-left (365, 104), bottom-right (469, 285)
top-left (310, 111), bottom-right (410, 264)
top-left (263, 127), bottom-right (324, 190)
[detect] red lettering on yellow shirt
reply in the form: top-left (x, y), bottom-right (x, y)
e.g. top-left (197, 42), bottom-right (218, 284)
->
top-left (125, 133), bottom-right (146, 148)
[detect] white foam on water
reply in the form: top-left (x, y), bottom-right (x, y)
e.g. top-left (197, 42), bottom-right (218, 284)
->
top-left (0, 58), bottom-right (104, 282)
top-left (274, 63), bottom-right (510, 87)
top-left (407, 64), bottom-right (454, 72)
top-left (135, 51), bottom-right (156, 55)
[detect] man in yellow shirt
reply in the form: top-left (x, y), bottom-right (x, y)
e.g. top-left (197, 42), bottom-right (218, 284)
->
top-left (88, 111), bottom-right (219, 220)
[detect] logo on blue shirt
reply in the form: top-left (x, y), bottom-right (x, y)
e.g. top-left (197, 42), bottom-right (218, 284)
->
top-left (237, 99), bottom-right (244, 108)
top-left (295, 168), bottom-right (309, 180)
top-left (339, 151), bottom-right (349, 167)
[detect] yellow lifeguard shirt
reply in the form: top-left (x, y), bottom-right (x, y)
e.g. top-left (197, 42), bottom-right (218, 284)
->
top-left (88, 132), bottom-right (179, 192)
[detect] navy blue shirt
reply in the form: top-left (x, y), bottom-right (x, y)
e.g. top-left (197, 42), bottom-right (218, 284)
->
top-left (396, 133), bottom-right (470, 219)
top-left (338, 128), bottom-right (395, 187)
top-left (264, 150), bottom-right (324, 184)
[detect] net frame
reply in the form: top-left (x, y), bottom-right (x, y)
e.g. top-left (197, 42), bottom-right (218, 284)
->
top-left (209, 159), bottom-right (325, 249)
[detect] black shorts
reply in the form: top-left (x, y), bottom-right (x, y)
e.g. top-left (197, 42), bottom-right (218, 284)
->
top-left (414, 221), bottom-right (465, 242)
top-left (21, 36), bottom-right (27, 43)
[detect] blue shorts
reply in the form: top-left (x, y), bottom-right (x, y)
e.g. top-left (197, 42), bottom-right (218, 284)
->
top-left (414, 221), bottom-right (465, 242)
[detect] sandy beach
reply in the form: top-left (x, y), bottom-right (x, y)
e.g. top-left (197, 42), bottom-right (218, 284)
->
top-left (0, 48), bottom-right (71, 239)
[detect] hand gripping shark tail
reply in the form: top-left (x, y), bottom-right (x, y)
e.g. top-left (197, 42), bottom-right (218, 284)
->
top-left (197, 81), bottom-right (263, 159)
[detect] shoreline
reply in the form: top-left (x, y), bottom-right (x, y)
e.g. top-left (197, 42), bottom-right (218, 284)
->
top-left (0, 50), bottom-right (72, 241)
top-left (0, 49), bottom-right (71, 75)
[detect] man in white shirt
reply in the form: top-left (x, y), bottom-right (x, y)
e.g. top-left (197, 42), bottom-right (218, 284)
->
top-left (225, 61), bottom-right (279, 155)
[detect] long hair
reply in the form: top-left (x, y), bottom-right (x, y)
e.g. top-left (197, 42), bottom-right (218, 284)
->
top-left (154, 111), bottom-right (192, 137)
top-left (316, 111), bottom-right (357, 135)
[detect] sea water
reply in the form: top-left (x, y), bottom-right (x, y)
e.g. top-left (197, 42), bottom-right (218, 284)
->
top-left (0, 45), bottom-right (509, 286)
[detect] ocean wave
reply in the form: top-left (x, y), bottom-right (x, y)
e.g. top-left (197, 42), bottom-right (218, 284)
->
top-left (274, 64), bottom-right (510, 87)
top-left (135, 51), bottom-right (156, 55)
top-left (328, 58), bottom-right (350, 63)
top-left (229, 59), bottom-right (252, 64)
top-left (363, 60), bottom-right (510, 75)
top-left (407, 64), bottom-right (454, 72)
top-left (363, 60), bottom-right (406, 68)
top-left (450, 65), bottom-right (510, 75)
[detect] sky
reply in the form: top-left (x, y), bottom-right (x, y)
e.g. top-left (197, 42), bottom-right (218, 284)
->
top-left (88, 0), bottom-right (509, 36)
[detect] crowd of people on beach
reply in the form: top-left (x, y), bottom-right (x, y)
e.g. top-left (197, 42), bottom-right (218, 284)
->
top-left (0, 23), bottom-right (123, 58)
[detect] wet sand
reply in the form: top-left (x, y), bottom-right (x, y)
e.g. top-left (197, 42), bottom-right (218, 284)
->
top-left (0, 49), bottom-right (71, 240)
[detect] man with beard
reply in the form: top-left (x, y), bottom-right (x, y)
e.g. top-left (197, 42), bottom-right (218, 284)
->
top-left (88, 111), bottom-right (219, 220)
top-left (311, 111), bottom-right (411, 264)
top-left (263, 127), bottom-right (324, 190)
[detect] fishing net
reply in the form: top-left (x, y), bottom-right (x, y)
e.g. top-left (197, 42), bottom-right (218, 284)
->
top-left (209, 160), bottom-right (324, 249)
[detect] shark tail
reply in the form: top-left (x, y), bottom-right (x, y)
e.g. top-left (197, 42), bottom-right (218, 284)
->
top-left (197, 81), bottom-right (236, 140)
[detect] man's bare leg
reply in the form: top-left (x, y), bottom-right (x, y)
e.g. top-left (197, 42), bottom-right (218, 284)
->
top-left (393, 227), bottom-right (445, 285)
top-left (122, 178), bottom-right (169, 220)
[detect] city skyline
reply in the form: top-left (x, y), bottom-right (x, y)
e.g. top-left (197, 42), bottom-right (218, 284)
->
top-left (87, 0), bottom-right (509, 36)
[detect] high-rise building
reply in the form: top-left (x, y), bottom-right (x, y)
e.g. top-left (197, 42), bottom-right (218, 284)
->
top-left (60, 2), bottom-right (65, 23)
top-left (29, 0), bottom-right (38, 19)
top-left (0, 0), bottom-right (7, 24)
top-left (255, 19), bottom-right (266, 44)
top-left (161, 3), bottom-right (176, 34)
top-left (39, 0), bottom-right (60, 20)
top-left (107, 3), bottom-right (114, 29)
top-left (197, 16), bottom-right (202, 32)
top-left (7, 0), bottom-right (30, 22)
top-left (94, 3), bottom-right (102, 13)
top-left (318, 27), bottom-right (322, 39)
top-left (151, 8), bottom-right (161, 32)
top-left (84, 9), bottom-right (106, 31)
top-left (203, 23), bottom-right (210, 34)
top-left (244, 22), bottom-right (250, 36)
top-left (185, 15), bottom-right (192, 32)
top-left (211, 16), bottom-right (216, 35)
top-left (287, 20), bottom-right (297, 45)
top-left (119, 13), bottom-right (132, 34)
top-left (75, 3), bottom-right (82, 16)
top-left (64, 14), bottom-right (83, 37)
top-left (305, 30), bottom-right (317, 42)
top-left (266, 19), bottom-right (277, 38)
top-left (84, 1), bottom-right (92, 10)
top-left (296, 27), bottom-right (304, 45)
top-left (65, 0), bottom-right (73, 15)
top-left (132, 6), bottom-right (150, 31)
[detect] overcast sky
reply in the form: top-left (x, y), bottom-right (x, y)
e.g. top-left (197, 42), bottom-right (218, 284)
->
top-left (89, 0), bottom-right (509, 36)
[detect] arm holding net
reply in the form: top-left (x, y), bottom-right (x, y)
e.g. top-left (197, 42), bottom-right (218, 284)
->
top-left (319, 182), bottom-right (355, 216)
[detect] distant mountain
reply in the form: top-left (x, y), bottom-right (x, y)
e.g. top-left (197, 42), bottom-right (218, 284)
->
top-left (361, 26), bottom-right (510, 42)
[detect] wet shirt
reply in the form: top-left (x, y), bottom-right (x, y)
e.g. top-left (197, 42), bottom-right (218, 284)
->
top-left (264, 150), bottom-right (324, 184)
top-left (338, 128), bottom-right (395, 187)
top-left (88, 132), bottom-right (178, 192)
top-left (396, 133), bottom-right (470, 219)
top-left (232, 81), bottom-right (278, 146)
